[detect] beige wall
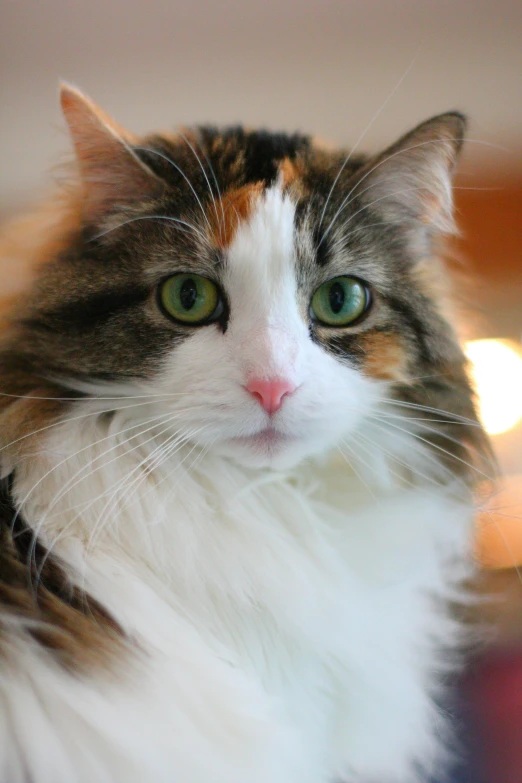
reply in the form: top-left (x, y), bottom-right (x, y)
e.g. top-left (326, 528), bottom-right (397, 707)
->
top-left (1, 0), bottom-right (522, 212)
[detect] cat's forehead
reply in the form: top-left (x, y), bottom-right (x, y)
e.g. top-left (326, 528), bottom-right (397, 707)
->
top-left (217, 184), bottom-right (308, 329)
top-left (133, 127), bottom-right (398, 289)
top-left (181, 125), bottom-right (357, 192)
top-left (138, 126), bottom-right (365, 241)
top-left (219, 184), bottom-right (297, 273)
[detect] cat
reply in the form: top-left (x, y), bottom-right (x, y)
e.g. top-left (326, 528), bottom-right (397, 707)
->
top-left (0, 84), bottom-right (492, 783)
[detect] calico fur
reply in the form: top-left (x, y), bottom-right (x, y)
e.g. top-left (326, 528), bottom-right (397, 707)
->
top-left (0, 85), bottom-right (492, 783)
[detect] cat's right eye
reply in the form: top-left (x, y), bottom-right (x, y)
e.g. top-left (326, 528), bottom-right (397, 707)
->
top-left (159, 274), bottom-right (224, 325)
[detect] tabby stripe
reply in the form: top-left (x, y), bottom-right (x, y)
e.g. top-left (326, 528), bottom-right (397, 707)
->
top-left (25, 286), bottom-right (150, 333)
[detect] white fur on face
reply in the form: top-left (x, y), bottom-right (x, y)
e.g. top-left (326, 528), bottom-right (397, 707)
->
top-left (152, 185), bottom-right (379, 469)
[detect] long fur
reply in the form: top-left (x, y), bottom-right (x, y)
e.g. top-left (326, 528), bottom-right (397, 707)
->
top-left (0, 88), bottom-right (491, 783)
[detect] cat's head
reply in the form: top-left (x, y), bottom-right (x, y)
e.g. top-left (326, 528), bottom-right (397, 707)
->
top-left (0, 86), bottom-right (491, 479)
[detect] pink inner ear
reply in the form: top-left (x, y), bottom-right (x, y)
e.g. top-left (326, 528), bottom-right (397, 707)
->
top-left (245, 378), bottom-right (297, 415)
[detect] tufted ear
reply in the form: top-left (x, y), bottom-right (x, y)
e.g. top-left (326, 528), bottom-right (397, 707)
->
top-left (60, 83), bottom-right (164, 221)
top-left (356, 112), bottom-right (466, 236)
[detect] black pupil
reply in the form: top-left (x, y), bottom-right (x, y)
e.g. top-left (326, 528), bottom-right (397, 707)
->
top-left (180, 278), bottom-right (198, 311)
top-left (329, 282), bottom-right (345, 314)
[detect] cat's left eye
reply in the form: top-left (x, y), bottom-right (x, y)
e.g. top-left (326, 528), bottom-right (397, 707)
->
top-left (159, 274), bottom-right (224, 325)
top-left (310, 276), bottom-right (370, 327)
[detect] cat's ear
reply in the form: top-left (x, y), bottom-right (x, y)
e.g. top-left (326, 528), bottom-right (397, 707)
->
top-left (356, 112), bottom-right (466, 236)
top-left (60, 83), bottom-right (164, 221)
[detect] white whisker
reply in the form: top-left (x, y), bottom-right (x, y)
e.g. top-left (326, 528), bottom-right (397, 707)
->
top-left (26, 410), bottom-right (186, 582)
top-left (367, 414), bottom-right (493, 482)
top-left (33, 413), bottom-right (201, 588)
top-left (352, 428), bottom-right (449, 488)
top-left (91, 215), bottom-right (207, 244)
top-left (320, 137), bottom-right (506, 244)
top-left (30, 409), bottom-right (187, 527)
top-left (378, 398), bottom-right (482, 427)
top-left (318, 48), bottom-right (421, 231)
top-left (337, 441), bottom-right (381, 504)
top-left (0, 395), bottom-right (189, 456)
top-left (86, 423), bottom-right (209, 554)
top-left (134, 146), bottom-right (212, 233)
top-left (179, 134), bottom-right (224, 244)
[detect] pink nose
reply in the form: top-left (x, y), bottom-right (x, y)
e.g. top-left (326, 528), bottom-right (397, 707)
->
top-left (245, 378), bottom-right (296, 415)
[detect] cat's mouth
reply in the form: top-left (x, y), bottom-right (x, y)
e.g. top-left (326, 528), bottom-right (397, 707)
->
top-left (213, 423), bottom-right (308, 469)
top-left (227, 427), bottom-right (294, 454)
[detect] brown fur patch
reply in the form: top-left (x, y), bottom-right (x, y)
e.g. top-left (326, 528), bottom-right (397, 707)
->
top-left (360, 332), bottom-right (409, 382)
top-left (0, 194), bottom-right (82, 300)
top-left (0, 391), bottom-right (65, 465)
top-left (278, 157), bottom-right (309, 200)
top-left (208, 182), bottom-right (264, 248)
top-left (0, 479), bottom-right (125, 670)
top-left (279, 157), bottom-right (299, 187)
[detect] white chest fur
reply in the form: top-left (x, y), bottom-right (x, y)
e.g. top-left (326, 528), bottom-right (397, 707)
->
top-left (3, 411), bottom-right (474, 783)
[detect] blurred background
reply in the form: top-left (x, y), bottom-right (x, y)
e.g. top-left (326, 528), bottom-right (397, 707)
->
top-left (1, 1), bottom-right (521, 780)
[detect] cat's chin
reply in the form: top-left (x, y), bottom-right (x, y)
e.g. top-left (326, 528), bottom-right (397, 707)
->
top-left (216, 428), bottom-right (310, 470)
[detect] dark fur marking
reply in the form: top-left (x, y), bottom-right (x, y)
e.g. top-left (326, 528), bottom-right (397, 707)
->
top-left (312, 226), bottom-right (330, 267)
top-left (314, 330), bottom-right (365, 366)
top-left (199, 126), bottom-right (310, 186)
top-left (242, 130), bottom-right (309, 184)
top-left (0, 475), bottom-right (124, 669)
top-left (25, 286), bottom-right (150, 334)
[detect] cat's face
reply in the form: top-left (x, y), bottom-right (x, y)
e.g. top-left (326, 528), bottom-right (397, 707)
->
top-left (5, 87), bottom-right (489, 478)
top-left (150, 184), bottom-right (379, 469)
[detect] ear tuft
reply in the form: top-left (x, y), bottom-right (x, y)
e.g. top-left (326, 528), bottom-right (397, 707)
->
top-left (59, 83), bottom-right (163, 221)
top-left (356, 112), bottom-right (467, 236)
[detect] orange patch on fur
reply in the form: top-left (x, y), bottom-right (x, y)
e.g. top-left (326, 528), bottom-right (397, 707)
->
top-left (279, 158), bottom-right (299, 187)
top-left (361, 332), bottom-right (409, 382)
top-left (0, 194), bottom-right (82, 302)
top-left (209, 183), bottom-right (263, 248)
top-left (0, 393), bottom-right (65, 463)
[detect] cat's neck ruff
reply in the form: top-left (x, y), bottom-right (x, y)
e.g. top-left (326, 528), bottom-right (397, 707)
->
top-left (14, 400), bottom-right (473, 622)
top-left (7, 402), bottom-right (475, 783)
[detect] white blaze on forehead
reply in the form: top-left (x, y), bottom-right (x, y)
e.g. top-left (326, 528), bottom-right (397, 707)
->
top-left (224, 186), bottom-right (305, 381)
top-left (225, 185), bottom-right (297, 303)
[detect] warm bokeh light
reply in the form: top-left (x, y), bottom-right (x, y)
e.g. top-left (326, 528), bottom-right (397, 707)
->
top-left (476, 474), bottom-right (522, 568)
top-left (465, 339), bottom-right (522, 436)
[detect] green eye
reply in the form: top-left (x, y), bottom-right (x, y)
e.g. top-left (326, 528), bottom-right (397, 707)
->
top-left (310, 276), bottom-right (370, 326)
top-left (159, 274), bottom-right (222, 324)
